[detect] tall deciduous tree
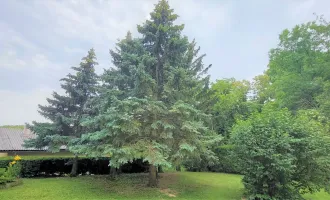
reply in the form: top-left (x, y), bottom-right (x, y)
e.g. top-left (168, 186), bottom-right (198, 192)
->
top-left (210, 78), bottom-right (252, 137)
top-left (25, 49), bottom-right (98, 176)
top-left (72, 0), bottom-right (220, 186)
top-left (267, 17), bottom-right (330, 112)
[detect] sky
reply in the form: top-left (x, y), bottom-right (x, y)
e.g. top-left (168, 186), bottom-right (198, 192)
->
top-left (0, 0), bottom-right (329, 125)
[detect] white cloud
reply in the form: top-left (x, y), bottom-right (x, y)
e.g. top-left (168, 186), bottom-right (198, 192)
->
top-left (0, 48), bottom-right (62, 71)
top-left (0, 88), bottom-right (54, 125)
top-left (30, 0), bottom-right (152, 46)
top-left (0, 0), bottom-right (234, 125)
top-left (1, 0), bottom-right (232, 71)
top-left (15, 0), bottom-right (232, 52)
top-left (0, 21), bottom-right (62, 71)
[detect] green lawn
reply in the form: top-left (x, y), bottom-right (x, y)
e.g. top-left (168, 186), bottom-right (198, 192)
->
top-left (0, 172), bottom-right (328, 200)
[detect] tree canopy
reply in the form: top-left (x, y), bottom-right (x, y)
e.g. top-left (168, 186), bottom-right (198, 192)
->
top-left (25, 49), bottom-right (98, 176)
top-left (71, 0), bottom-right (221, 186)
top-left (267, 17), bottom-right (330, 112)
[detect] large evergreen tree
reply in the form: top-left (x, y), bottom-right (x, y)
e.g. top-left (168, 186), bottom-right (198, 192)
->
top-left (25, 49), bottom-right (98, 176)
top-left (72, 0), bottom-right (220, 186)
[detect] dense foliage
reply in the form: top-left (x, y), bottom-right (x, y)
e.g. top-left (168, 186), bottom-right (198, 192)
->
top-left (210, 78), bottom-right (253, 137)
top-left (232, 105), bottom-right (330, 199)
top-left (184, 78), bottom-right (252, 173)
top-left (229, 17), bottom-right (330, 199)
top-left (71, 0), bottom-right (221, 186)
top-left (185, 16), bottom-right (330, 199)
top-left (18, 0), bottom-right (330, 198)
top-left (267, 17), bottom-right (330, 113)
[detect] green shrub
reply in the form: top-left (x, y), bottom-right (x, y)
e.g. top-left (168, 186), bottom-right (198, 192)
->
top-left (6, 162), bottom-right (21, 178)
top-left (231, 106), bottom-right (330, 199)
top-left (0, 157), bottom-right (22, 188)
top-left (0, 157), bottom-right (148, 177)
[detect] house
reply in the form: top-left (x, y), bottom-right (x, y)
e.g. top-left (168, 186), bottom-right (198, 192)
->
top-left (0, 127), bottom-right (67, 157)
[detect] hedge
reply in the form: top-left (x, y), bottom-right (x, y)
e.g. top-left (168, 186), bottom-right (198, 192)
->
top-left (0, 157), bottom-right (149, 178)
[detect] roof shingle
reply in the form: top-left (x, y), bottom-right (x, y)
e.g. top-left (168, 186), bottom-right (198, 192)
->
top-left (0, 128), bottom-right (39, 151)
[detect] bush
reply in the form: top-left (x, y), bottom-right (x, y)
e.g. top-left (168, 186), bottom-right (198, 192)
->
top-left (231, 106), bottom-right (330, 199)
top-left (0, 156), bottom-right (22, 189)
top-left (0, 157), bottom-right (148, 177)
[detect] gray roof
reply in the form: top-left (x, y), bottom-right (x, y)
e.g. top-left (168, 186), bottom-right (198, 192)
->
top-left (0, 127), bottom-right (67, 151)
top-left (0, 127), bottom-right (40, 151)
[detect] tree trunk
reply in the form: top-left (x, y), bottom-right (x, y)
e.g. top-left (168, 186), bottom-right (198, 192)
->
top-left (176, 165), bottom-right (181, 171)
top-left (70, 154), bottom-right (78, 177)
top-left (109, 167), bottom-right (117, 180)
top-left (157, 166), bottom-right (163, 178)
top-left (117, 166), bottom-right (122, 174)
top-left (158, 166), bottom-right (163, 173)
top-left (148, 164), bottom-right (158, 187)
top-left (268, 181), bottom-right (276, 198)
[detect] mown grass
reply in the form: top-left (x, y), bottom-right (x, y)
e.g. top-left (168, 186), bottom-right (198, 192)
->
top-left (304, 190), bottom-right (330, 200)
top-left (0, 172), bottom-right (328, 200)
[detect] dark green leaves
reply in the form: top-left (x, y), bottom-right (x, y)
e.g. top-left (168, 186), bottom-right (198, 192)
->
top-left (232, 105), bottom-right (330, 199)
top-left (25, 49), bottom-right (99, 152)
